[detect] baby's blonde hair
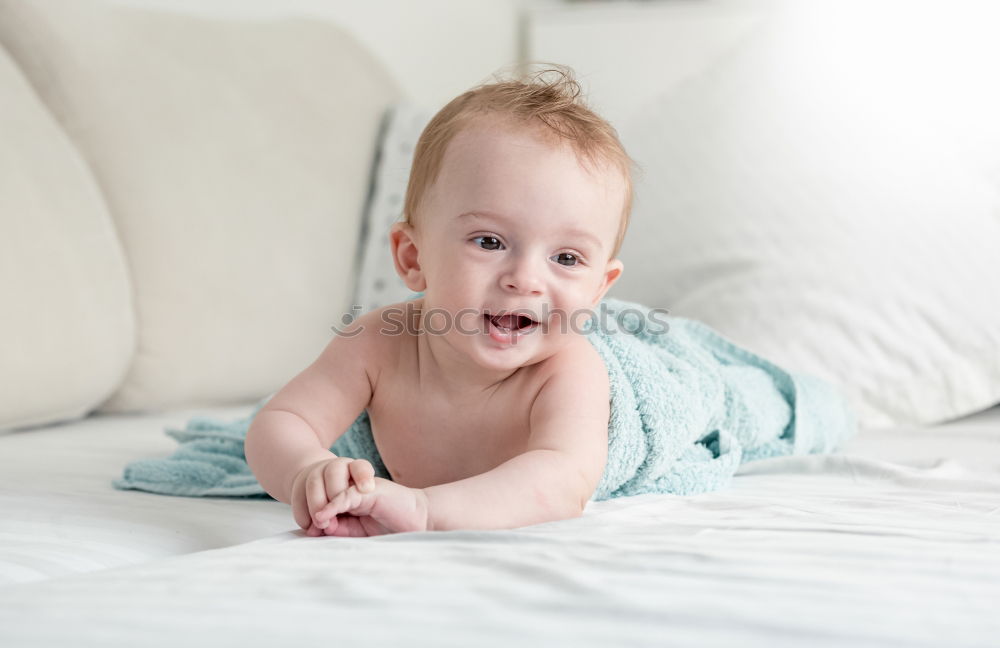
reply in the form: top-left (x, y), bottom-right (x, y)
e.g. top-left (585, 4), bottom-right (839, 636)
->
top-left (403, 65), bottom-right (634, 259)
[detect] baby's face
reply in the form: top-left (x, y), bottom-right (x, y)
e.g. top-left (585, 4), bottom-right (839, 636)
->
top-left (401, 119), bottom-right (624, 370)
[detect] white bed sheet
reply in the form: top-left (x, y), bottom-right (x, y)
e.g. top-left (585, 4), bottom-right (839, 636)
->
top-left (0, 404), bottom-right (288, 585)
top-left (1, 404), bottom-right (998, 647)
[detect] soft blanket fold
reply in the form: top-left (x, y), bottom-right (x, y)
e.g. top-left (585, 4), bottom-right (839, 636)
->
top-left (113, 298), bottom-right (856, 501)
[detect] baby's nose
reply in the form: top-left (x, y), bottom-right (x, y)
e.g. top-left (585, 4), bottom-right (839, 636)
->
top-left (501, 258), bottom-right (544, 296)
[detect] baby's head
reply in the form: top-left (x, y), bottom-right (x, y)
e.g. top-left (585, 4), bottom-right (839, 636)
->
top-left (401, 67), bottom-right (632, 259)
top-left (390, 67), bottom-right (634, 366)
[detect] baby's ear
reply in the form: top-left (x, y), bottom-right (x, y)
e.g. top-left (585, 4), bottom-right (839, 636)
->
top-left (591, 258), bottom-right (624, 307)
top-left (389, 221), bottom-right (427, 292)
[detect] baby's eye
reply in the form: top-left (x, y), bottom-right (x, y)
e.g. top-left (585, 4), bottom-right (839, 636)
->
top-left (552, 252), bottom-right (579, 267)
top-left (473, 236), bottom-right (504, 251)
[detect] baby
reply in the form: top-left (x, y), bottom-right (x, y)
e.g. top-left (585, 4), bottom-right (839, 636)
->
top-left (245, 68), bottom-right (633, 536)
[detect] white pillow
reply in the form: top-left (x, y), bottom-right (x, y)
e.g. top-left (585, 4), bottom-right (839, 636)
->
top-left (613, 0), bottom-right (1000, 427)
top-left (0, 0), bottom-right (401, 413)
top-left (0, 45), bottom-right (133, 431)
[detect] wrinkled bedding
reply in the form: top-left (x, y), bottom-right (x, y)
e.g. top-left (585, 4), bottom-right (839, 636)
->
top-left (1, 404), bottom-right (998, 646)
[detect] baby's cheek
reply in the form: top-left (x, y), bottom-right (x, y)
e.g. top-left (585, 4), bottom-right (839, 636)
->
top-left (456, 309), bottom-right (485, 336)
top-left (550, 309), bottom-right (587, 336)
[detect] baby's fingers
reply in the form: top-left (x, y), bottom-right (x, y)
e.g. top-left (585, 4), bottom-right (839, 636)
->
top-left (315, 487), bottom-right (365, 526)
top-left (321, 457), bottom-right (355, 501)
top-left (306, 517), bottom-right (342, 537)
top-left (349, 459), bottom-right (376, 493)
top-left (304, 466), bottom-right (337, 524)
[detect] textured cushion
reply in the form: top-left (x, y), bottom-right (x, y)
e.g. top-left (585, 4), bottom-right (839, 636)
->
top-left (0, 0), bottom-right (401, 412)
top-left (0, 44), bottom-right (133, 431)
top-left (353, 104), bottom-right (431, 313)
top-left (613, 0), bottom-right (1000, 427)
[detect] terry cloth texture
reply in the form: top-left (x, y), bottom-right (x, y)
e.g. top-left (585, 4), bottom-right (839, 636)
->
top-left (113, 298), bottom-right (856, 501)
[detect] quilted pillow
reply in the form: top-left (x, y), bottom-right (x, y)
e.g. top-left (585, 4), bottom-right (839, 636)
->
top-left (353, 104), bottom-right (432, 313)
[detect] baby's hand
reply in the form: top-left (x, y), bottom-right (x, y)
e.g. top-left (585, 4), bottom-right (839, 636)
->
top-left (312, 477), bottom-right (429, 537)
top-left (289, 457), bottom-right (376, 536)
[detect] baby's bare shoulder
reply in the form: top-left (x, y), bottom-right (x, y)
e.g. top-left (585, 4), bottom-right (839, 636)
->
top-left (536, 335), bottom-right (608, 385)
top-left (346, 300), bottom-right (420, 363)
top-left (527, 336), bottom-right (610, 475)
top-left (527, 335), bottom-right (610, 421)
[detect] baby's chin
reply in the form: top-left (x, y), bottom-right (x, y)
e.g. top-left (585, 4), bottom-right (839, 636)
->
top-left (466, 325), bottom-right (579, 370)
top-left (469, 348), bottom-right (549, 373)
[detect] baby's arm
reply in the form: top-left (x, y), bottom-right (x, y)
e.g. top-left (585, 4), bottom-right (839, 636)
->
top-left (245, 311), bottom-right (381, 530)
top-left (423, 345), bottom-right (610, 530)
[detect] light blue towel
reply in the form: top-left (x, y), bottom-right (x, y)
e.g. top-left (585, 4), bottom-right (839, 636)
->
top-left (113, 298), bottom-right (856, 501)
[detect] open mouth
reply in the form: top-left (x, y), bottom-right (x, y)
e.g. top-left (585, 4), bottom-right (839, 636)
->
top-left (484, 312), bottom-right (539, 334)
